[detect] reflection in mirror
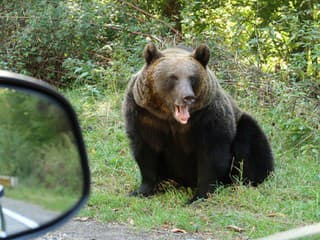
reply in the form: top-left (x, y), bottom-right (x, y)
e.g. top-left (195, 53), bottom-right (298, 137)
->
top-left (0, 87), bottom-right (83, 237)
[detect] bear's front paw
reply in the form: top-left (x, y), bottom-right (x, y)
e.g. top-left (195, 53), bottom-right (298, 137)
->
top-left (187, 191), bottom-right (209, 204)
top-left (129, 183), bottom-right (156, 197)
top-left (187, 195), bottom-right (206, 204)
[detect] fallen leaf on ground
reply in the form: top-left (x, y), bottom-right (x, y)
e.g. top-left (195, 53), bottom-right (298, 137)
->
top-left (73, 217), bottom-right (91, 222)
top-left (119, 149), bottom-right (126, 155)
top-left (171, 228), bottom-right (187, 234)
top-left (162, 223), bottom-right (170, 229)
top-left (267, 213), bottom-right (286, 217)
top-left (127, 218), bottom-right (135, 225)
top-left (226, 225), bottom-right (245, 232)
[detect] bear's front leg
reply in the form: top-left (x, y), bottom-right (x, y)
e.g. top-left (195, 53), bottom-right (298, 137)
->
top-left (129, 139), bottom-right (160, 197)
top-left (190, 144), bottom-right (233, 203)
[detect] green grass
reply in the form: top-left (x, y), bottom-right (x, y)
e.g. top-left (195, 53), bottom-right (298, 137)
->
top-left (62, 85), bottom-right (320, 240)
top-left (6, 185), bottom-right (79, 212)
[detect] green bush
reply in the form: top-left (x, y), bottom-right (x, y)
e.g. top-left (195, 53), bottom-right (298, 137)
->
top-left (1, 0), bottom-right (118, 84)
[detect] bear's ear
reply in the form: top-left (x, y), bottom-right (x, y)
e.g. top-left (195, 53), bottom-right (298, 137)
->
top-left (192, 44), bottom-right (210, 68)
top-left (144, 43), bottom-right (163, 65)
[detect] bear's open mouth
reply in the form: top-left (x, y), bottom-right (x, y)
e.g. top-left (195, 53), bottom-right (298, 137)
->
top-left (174, 104), bottom-right (190, 124)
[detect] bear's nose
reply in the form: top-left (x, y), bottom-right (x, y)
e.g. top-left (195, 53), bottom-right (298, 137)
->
top-left (183, 95), bottom-right (196, 105)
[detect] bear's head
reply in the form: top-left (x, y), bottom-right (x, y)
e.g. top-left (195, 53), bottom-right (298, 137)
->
top-left (133, 43), bottom-right (215, 125)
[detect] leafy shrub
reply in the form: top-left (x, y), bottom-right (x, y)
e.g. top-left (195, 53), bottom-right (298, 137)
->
top-left (1, 0), bottom-right (118, 85)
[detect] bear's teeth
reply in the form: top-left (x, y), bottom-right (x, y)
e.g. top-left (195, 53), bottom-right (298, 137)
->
top-left (174, 105), bottom-right (190, 124)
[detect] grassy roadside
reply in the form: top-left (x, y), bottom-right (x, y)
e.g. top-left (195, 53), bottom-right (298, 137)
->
top-left (62, 84), bottom-right (319, 240)
top-left (6, 186), bottom-right (79, 212)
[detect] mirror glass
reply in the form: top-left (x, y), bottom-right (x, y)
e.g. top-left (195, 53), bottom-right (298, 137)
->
top-left (0, 86), bottom-right (83, 237)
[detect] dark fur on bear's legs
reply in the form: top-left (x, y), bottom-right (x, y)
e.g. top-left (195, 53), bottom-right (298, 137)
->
top-left (189, 144), bottom-right (233, 203)
top-left (129, 140), bottom-right (159, 197)
top-left (232, 113), bottom-right (274, 185)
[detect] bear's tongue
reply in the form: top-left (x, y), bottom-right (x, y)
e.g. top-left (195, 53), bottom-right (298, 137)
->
top-left (174, 105), bottom-right (190, 124)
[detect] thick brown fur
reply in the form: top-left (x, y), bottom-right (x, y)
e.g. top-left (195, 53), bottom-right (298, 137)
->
top-left (123, 43), bottom-right (274, 203)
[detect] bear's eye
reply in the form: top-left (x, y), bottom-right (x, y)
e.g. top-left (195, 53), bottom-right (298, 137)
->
top-left (168, 74), bottom-right (178, 81)
top-left (162, 74), bottom-right (177, 90)
top-left (189, 76), bottom-right (199, 86)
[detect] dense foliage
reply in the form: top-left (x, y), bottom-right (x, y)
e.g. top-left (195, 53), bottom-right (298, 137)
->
top-left (1, 1), bottom-right (319, 89)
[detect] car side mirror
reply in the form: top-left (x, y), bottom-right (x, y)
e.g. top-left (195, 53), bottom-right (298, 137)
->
top-left (0, 71), bottom-right (90, 239)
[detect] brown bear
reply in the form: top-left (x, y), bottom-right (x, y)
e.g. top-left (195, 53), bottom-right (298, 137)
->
top-left (123, 43), bottom-right (274, 203)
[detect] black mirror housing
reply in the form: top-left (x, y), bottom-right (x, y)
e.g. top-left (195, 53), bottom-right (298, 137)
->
top-left (0, 70), bottom-right (90, 239)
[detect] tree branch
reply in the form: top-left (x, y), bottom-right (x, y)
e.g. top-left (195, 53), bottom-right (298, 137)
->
top-left (118, 0), bottom-right (182, 38)
top-left (105, 24), bottom-right (162, 42)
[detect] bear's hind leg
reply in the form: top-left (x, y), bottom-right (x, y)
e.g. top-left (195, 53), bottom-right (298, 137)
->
top-left (232, 113), bottom-right (274, 185)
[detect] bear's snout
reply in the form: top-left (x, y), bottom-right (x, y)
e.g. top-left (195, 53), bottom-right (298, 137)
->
top-left (173, 79), bottom-right (196, 106)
